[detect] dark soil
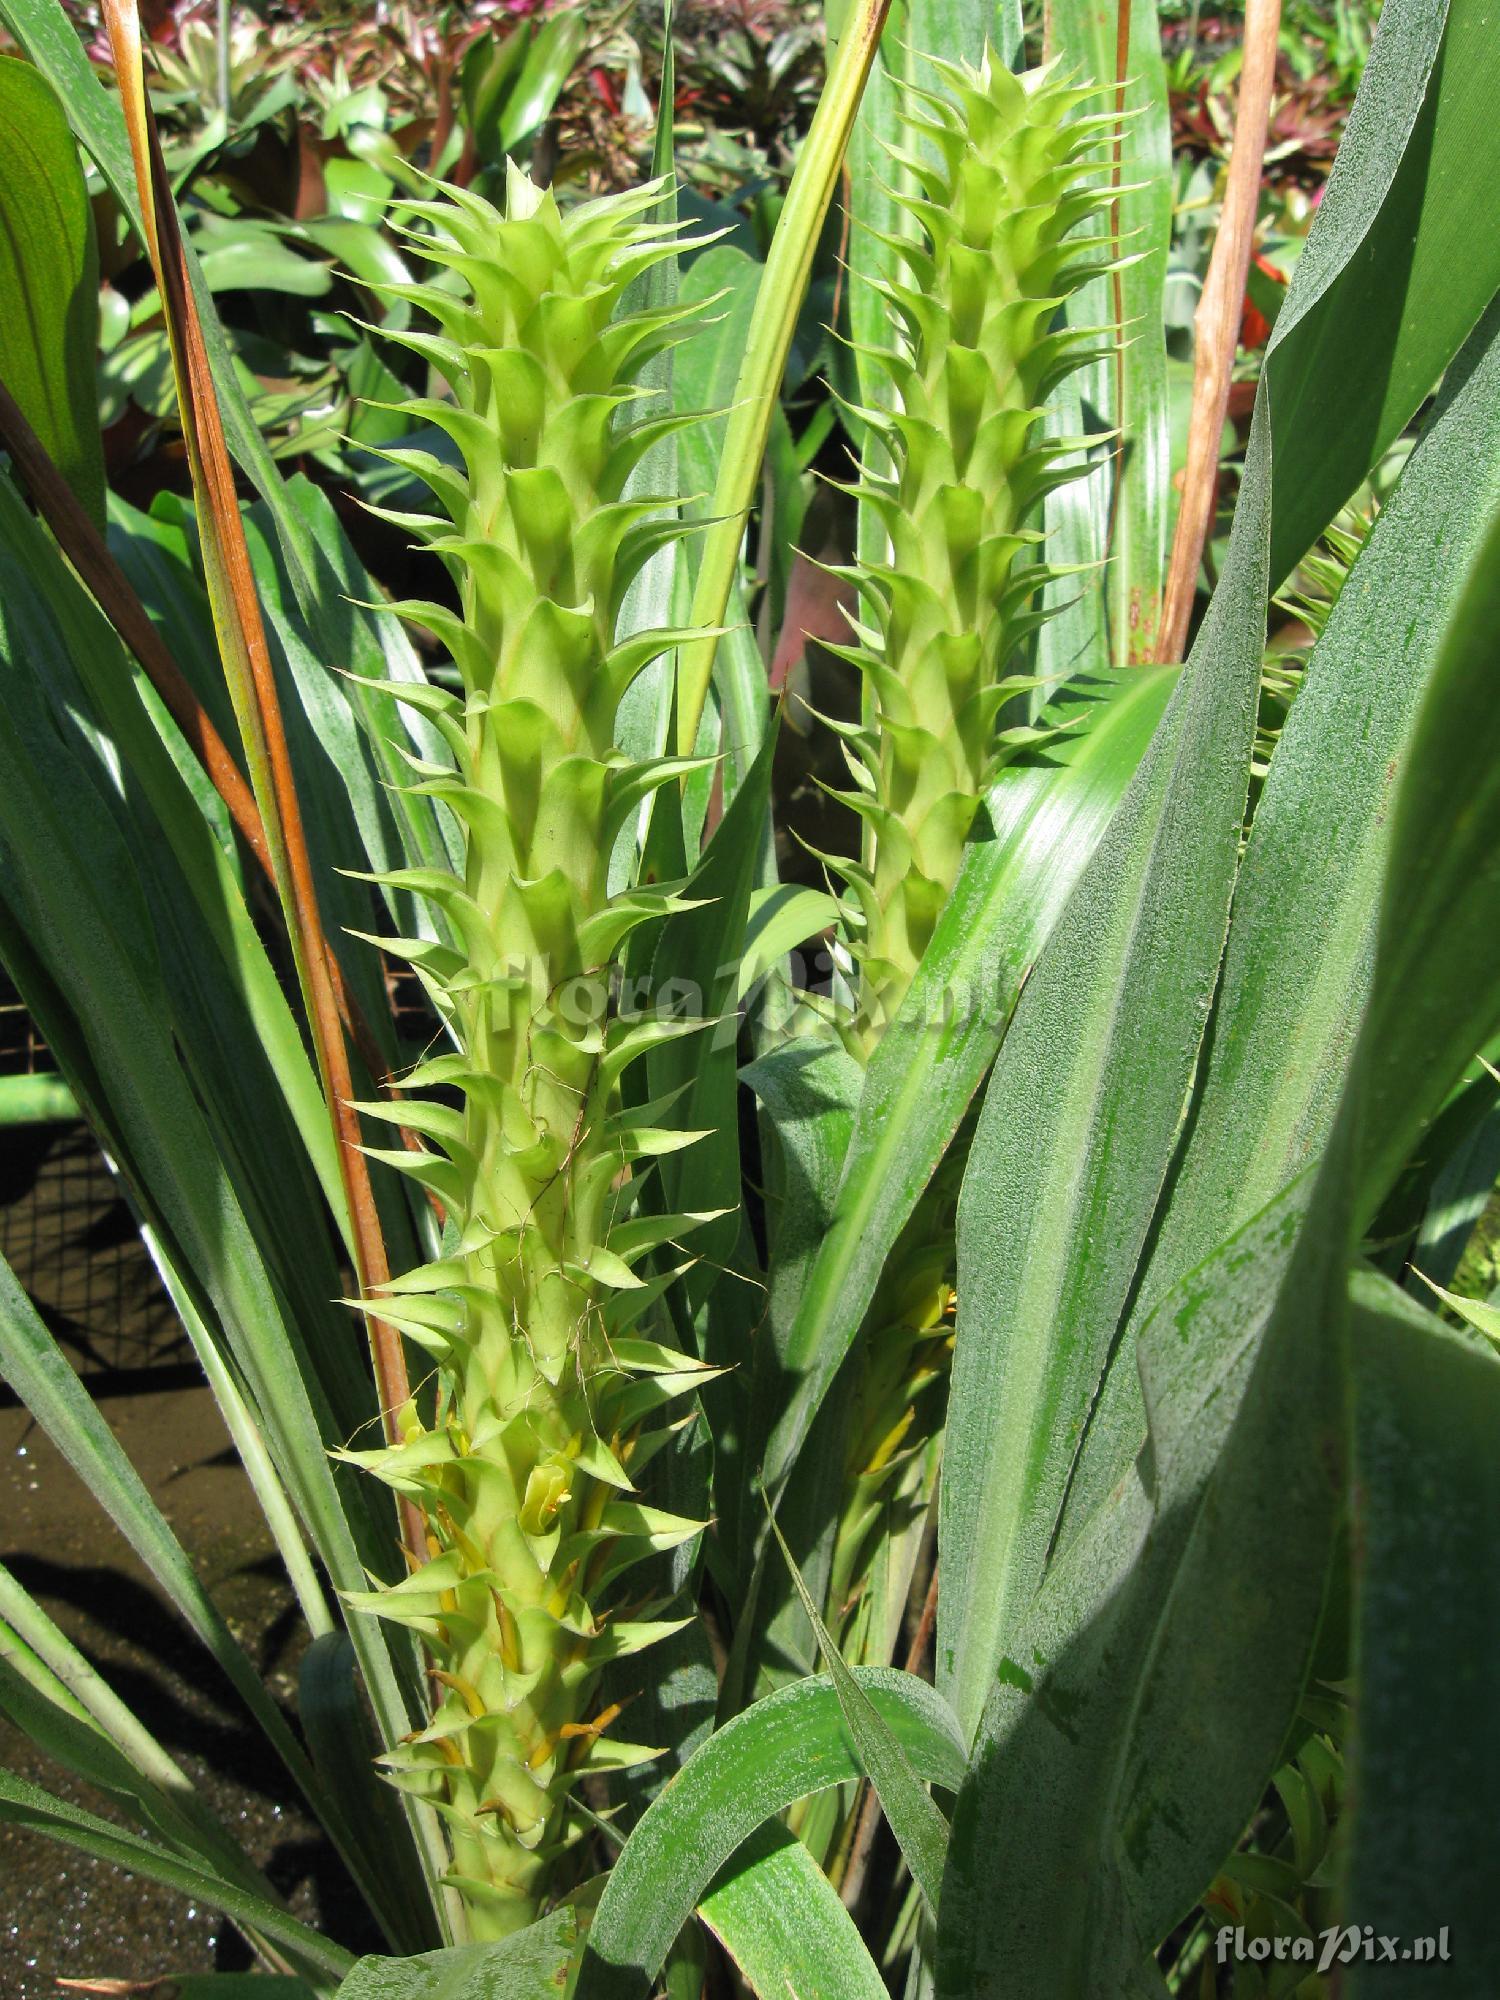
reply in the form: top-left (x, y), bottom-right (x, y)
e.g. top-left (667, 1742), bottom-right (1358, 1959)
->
top-left (0, 1124), bottom-right (371, 1995)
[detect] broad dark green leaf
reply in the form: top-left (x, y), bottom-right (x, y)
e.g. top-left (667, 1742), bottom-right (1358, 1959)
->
top-left (300, 1633), bottom-right (436, 1956)
top-left (937, 1168), bottom-right (1345, 1999)
top-left (759, 664), bottom-right (1176, 1498)
top-left (733, 1035), bottom-right (862, 1689)
top-left (458, 17), bottom-right (531, 169)
top-left (462, 11), bottom-right (589, 167)
top-left (1353, 498), bottom-right (1500, 1210)
top-left (745, 1036), bottom-right (863, 1351)
top-left (1265, 0), bottom-right (1500, 581)
top-left (626, 724), bottom-right (779, 1590)
top-left (0, 0), bottom-right (137, 205)
top-left (941, 266), bottom-right (1500, 2000)
top-left (1044, 0), bottom-right (1500, 1598)
top-left (936, 424), bottom-right (1269, 1746)
top-left (1343, 1270), bottom-right (1500, 1992)
top-left (1408, 1077), bottom-right (1500, 1290)
top-left (578, 1668), bottom-right (966, 2000)
top-left (0, 53), bottom-right (105, 529)
top-left (646, 717), bottom-right (779, 1297)
top-left (1065, 291), bottom-right (1500, 1548)
top-left (1127, 296), bottom-right (1500, 1330)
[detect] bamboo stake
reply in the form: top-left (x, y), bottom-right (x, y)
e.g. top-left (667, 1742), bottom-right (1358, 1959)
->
top-left (1158, 0), bottom-right (1282, 663)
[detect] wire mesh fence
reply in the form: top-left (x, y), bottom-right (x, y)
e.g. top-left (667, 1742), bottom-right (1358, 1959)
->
top-left (0, 953), bottom-right (433, 1387)
top-left (0, 974), bottom-right (189, 1384)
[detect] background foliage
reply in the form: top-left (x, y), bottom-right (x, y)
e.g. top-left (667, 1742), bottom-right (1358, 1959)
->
top-left (0, 0), bottom-right (1496, 1995)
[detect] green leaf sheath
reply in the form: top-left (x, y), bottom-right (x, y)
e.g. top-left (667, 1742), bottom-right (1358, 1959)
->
top-left (347, 166), bottom-right (719, 1938)
top-left (832, 53), bottom-right (1119, 1041)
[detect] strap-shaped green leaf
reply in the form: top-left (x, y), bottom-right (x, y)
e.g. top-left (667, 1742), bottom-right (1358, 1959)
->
top-left (700, 1821), bottom-right (888, 2000)
top-left (0, 477), bottom-right (355, 1265)
top-left (0, 53), bottom-right (104, 529)
top-left (0, 1613), bottom-right (272, 1906)
top-left (0, 1253), bottom-right (418, 1963)
top-left (578, 1668), bottom-right (966, 2000)
top-left (939, 154), bottom-right (1500, 1998)
top-left (1266, 0), bottom-right (1500, 581)
top-left (0, 1252), bottom-right (329, 1796)
top-left (1343, 1270), bottom-right (1500, 1987)
top-left (645, 719), bottom-right (781, 1311)
top-left (936, 1163), bottom-right (1344, 1999)
top-left (758, 663), bottom-right (1176, 1500)
top-left (940, 0), bottom-right (1500, 1750)
top-left (1044, 0), bottom-right (1174, 664)
top-left (1352, 495), bottom-right (1500, 1208)
top-left (1109, 293), bottom-right (1500, 1388)
top-left (768, 1504), bottom-right (950, 1914)
top-left (0, 0), bottom-right (461, 852)
top-left (1062, 284), bottom-right (1500, 1615)
top-left (339, 1908), bottom-right (579, 2000)
top-left (935, 416), bottom-right (1270, 1749)
top-left (0, 540), bottom-right (441, 1911)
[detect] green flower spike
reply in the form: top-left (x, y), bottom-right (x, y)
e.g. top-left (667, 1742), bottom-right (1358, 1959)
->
top-left (806, 54), bottom-right (1126, 1688)
top-left (339, 164), bottom-right (720, 1939)
top-left (827, 50), bottom-right (1125, 1045)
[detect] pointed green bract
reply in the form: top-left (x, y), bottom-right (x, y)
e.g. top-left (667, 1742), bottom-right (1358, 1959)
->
top-left (835, 53), bottom-right (1120, 1042)
top-left (352, 163), bottom-right (717, 1938)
